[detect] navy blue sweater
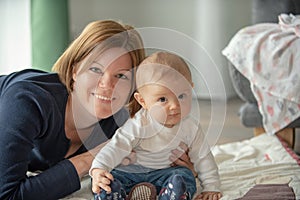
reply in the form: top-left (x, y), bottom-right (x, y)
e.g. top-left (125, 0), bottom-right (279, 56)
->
top-left (0, 69), bottom-right (128, 200)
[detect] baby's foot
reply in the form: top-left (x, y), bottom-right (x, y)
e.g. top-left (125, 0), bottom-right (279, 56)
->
top-left (158, 174), bottom-right (190, 200)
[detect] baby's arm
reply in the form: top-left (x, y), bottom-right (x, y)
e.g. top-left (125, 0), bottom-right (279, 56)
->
top-left (189, 128), bottom-right (222, 197)
top-left (91, 168), bottom-right (114, 194)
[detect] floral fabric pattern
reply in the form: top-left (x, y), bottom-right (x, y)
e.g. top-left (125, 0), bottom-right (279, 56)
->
top-left (222, 14), bottom-right (300, 134)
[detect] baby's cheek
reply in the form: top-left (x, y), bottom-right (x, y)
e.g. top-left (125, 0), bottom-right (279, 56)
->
top-left (180, 100), bottom-right (192, 118)
top-left (149, 105), bottom-right (167, 124)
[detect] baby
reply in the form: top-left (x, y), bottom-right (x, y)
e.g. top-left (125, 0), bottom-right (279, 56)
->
top-left (90, 51), bottom-right (222, 200)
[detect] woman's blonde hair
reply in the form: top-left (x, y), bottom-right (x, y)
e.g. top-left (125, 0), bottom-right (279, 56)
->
top-left (52, 20), bottom-right (145, 94)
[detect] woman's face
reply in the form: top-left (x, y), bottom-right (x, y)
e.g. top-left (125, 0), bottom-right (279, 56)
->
top-left (72, 47), bottom-right (133, 120)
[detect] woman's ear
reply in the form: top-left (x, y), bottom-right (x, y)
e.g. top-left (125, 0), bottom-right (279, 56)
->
top-left (72, 67), bottom-right (77, 81)
top-left (134, 92), bottom-right (147, 109)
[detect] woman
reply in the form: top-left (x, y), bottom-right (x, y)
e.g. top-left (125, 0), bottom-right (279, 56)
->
top-left (0, 20), bottom-right (195, 200)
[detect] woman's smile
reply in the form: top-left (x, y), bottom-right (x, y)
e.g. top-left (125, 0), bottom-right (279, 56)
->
top-left (92, 93), bottom-right (115, 102)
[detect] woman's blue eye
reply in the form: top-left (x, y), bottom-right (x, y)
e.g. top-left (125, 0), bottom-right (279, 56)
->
top-left (89, 67), bottom-right (103, 75)
top-left (158, 97), bottom-right (167, 102)
top-left (116, 74), bottom-right (129, 80)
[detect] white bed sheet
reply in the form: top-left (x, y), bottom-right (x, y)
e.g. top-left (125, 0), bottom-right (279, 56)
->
top-left (213, 134), bottom-right (300, 200)
top-left (62, 134), bottom-right (300, 200)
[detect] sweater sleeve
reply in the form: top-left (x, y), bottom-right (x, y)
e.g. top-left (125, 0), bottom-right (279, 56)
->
top-left (189, 127), bottom-right (221, 192)
top-left (0, 83), bottom-right (80, 200)
top-left (90, 120), bottom-right (136, 174)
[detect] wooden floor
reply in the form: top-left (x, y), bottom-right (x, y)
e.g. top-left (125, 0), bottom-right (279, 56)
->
top-left (196, 97), bottom-right (300, 154)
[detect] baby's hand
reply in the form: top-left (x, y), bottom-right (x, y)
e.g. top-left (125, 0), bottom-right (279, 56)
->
top-left (91, 168), bottom-right (114, 194)
top-left (195, 191), bottom-right (222, 200)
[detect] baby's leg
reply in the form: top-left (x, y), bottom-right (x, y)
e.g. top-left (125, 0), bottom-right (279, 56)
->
top-left (157, 167), bottom-right (196, 200)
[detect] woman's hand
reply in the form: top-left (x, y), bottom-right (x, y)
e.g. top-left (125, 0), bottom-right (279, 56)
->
top-left (169, 142), bottom-right (197, 177)
top-left (120, 150), bottom-right (137, 166)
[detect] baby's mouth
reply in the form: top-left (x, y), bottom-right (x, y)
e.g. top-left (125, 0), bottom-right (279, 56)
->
top-left (169, 113), bottom-right (180, 117)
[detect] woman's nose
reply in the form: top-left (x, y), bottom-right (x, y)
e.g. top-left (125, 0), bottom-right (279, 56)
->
top-left (98, 73), bottom-right (114, 89)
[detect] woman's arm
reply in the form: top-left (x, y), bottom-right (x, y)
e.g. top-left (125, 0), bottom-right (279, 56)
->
top-left (0, 126), bottom-right (81, 200)
top-left (0, 85), bottom-right (81, 200)
top-left (69, 141), bottom-right (109, 178)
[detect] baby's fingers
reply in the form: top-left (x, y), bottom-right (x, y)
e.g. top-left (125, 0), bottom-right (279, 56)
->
top-left (92, 182), bottom-right (101, 194)
top-left (200, 192), bottom-right (222, 200)
top-left (91, 169), bottom-right (114, 193)
top-left (92, 176), bottom-right (112, 193)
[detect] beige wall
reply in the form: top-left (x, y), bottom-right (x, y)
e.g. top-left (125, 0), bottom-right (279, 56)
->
top-left (69, 0), bottom-right (252, 99)
top-left (0, 0), bottom-right (31, 74)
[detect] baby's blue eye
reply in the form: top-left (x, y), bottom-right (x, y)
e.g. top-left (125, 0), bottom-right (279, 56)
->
top-left (178, 93), bottom-right (186, 100)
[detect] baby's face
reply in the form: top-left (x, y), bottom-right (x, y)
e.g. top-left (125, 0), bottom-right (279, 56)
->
top-left (140, 81), bottom-right (192, 128)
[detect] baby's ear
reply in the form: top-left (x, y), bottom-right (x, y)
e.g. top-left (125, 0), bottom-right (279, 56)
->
top-left (134, 92), bottom-right (147, 109)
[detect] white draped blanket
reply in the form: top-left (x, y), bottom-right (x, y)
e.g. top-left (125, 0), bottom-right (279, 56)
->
top-left (212, 134), bottom-right (300, 200)
top-left (222, 14), bottom-right (300, 134)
